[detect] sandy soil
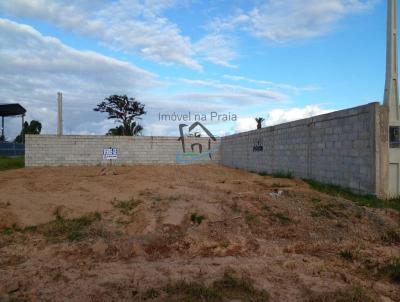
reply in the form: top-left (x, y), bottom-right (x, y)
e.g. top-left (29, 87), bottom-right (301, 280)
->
top-left (0, 165), bottom-right (399, 301)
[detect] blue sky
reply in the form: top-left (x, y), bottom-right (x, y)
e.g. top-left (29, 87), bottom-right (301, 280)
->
top-left (0, 0), bottom-right (390, 139)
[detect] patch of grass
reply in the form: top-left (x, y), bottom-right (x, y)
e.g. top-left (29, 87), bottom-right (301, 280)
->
top-left (2, 223), bottom-right (38, 236)
top-left (2, 223), bottom-right (21, 235)
top-left (191, 213), bottom-right (205, 225)
top-left (272, 212), bottom-right (292, 225)
top-left (339, 249), bottom-right (354, 261)
top-left (254, 180), bottom-right (290, 189)
top-left (272, 171), bottom-right (293, 179)
top-left (261, 204), bottom-right (270, 211)
top-left (245, 211), bottom-right (260, 226)
top-left (230, 201), bottom-right (241, 213)
top-left (38, 207), bottom-right (102, 242)
top-left (382, 229), bottom-right (400, 244)
top-left (143, 288), bottom-right (159, 299)
top-left (304, 179), bottom-right (400, 212)
top-left (111, 198), bottom-right (141, 215)
top-left (311, 203), bottom-right (334, 218)
top-left (152, 196), bottom-right (162, 202)
top-left (164, 280), bottom-right (222, 301)
top-left (311, 202), bottom-right (347, 218)
top-left (311, 197), bottom-right (321, 204)
top-left (379, 257), bottom-right (400, 283)
top-left (164, 269), bottom-right (269, 302)
top-left (0, 156), bottom-right (24, 171)
top-left (309, 285), bottom-right (377, 302)
top-left (213, 269), bottom-right (269, 301)
top-left (258, 171), bottom-right (294, 179)
top-left (167, 195), bottom-right (181, 202)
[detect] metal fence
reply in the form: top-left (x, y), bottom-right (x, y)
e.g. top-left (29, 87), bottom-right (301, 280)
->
top-left (0, 143), bottom-right (25, 156)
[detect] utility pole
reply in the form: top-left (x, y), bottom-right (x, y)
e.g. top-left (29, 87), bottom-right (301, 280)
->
top-left (384, 0), bottom-right (400, 197)
top-left (384, 0), bottom-right (400, 121)
top-left (57, 92), bottom-right (63, 136)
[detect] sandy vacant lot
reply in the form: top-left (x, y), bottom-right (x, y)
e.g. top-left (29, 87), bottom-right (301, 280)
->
top-left (0, 165), bottom-right (399, 301)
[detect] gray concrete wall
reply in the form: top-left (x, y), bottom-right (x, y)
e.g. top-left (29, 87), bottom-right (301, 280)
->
top-left (221, 103), bottom-right (384, 195)
top-left (25, 135), bottom-right (220, 166)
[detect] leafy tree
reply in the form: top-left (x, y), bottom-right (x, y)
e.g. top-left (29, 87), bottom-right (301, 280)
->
top-left (14, 120), bottom-right (42, 143)
top-left (94, 95), bottom-right (146, 136)
top-left (255, 117), bottom-right (265, 129)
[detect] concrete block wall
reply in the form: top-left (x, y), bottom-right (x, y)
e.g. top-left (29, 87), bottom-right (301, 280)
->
top-left (25, 135), bottom-right (220, 166)
top-left (221, 103), bottom-right (383, 195)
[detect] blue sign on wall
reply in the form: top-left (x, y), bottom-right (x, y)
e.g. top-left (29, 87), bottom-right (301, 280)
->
top-left (103, 147), bottom-right (118, 159)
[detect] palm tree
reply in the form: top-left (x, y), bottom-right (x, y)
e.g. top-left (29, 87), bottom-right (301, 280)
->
top-left (107, 121), bottom-right (143, 136)
top-left (255, 117), bottom-right (265, 130)
top-left (14, 120), bottom-right (42, 143)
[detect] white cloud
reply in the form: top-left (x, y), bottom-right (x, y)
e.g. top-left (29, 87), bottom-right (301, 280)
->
top-left (180, 78), bottom-right (288, 103)
top-left (194, 34), bottom-right (238, 68)
top-left (0, 18), bottom-right (160, 140)
top-left (235, 117), bottom-right (258, 132)
top-left (265, 105), bottom-right (334, 126)
top-left (234, 105), bottom-right (334, 133)
top-left (0, 0), bottom-right (241, 69)
top-left (0, 0), bottom-right (203, 70)
top-left (222, 74), bottom-right (320, 93)
top-left (210, 0), bottom-right (378, 42)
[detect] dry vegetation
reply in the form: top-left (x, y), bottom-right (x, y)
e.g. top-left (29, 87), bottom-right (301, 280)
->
top-left (0, 165), bottom-right (399, 301)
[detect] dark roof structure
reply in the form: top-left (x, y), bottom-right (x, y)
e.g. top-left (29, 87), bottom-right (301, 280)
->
top-left (0, 103), bottom-right (26, 117)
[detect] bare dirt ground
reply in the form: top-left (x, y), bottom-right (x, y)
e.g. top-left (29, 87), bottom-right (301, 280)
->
top-left (0, 165), bottom-right (399, 301)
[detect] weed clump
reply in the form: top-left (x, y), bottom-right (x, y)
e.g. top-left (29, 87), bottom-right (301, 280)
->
top-left (379, 257), bottom-right (400, 283)
top-left (164, 281), bottom-right (222, 301)
top-left (39, 207), bottom-right (102, 242)
top-left (112, 198), bottom-right (141, 215)
top-left (272, 212), bottom-right (292, 225)
top-left (309, 285), bottom-right (377, 302)
top-left (339, 249), bottom-right (354, 261)
top-left (382, 229), bottom-right (400, 244)
top-left (143, 288), bottom-right (159, 299)
top-left (191, 213), bottom-right (205, 225)
top-left (245, 211), bottom-right (259, 226)
top-left (164, 269), bottom-right (269, 301)
top-left (311, 202), bottom-right (346, 219)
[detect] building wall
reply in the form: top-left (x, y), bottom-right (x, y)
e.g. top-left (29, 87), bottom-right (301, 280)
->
top-left (25, 103), bottom-right (390, 196)
top-left (221, 103), bottom-right (385, 195)
top-left (25, 135), bottom-right (220, 166)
